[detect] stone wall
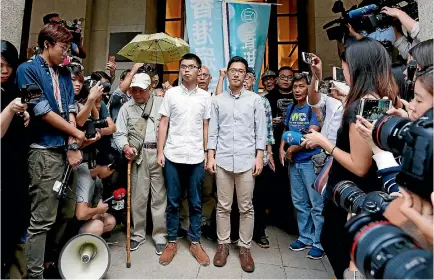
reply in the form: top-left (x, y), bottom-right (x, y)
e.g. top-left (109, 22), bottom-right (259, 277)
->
top-left (1, 0), bottom-right (26, 50)
top-left (417, 0), bottom-right (433, 41)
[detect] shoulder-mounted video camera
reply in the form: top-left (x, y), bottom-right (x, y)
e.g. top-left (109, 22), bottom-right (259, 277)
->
top-left (324, 0), bottom-right (418, 41)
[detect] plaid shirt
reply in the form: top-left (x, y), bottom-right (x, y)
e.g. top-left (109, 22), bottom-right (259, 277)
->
top-left (262, 96), bottom-right (275, 165)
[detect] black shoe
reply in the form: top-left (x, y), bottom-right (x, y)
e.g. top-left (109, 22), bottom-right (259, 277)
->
top-left (130, 239), bottom-right (146, 251)
top-left (43, 262), bottom-right (60, 279)
top-left (202, 224), bottom-right (217, 241)
top-left (254, 236), bottom-right (270, 248)
top-left (177, 228), bottom-right (188, 239)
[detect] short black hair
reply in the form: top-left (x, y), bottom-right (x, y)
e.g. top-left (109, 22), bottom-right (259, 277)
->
top-left (91, 71), bottom-right (112, 83)
top-left (43, 13), bottom-right (60, 24)
top-left (180, 53), bottom-right (202, 68)
top-left (227, 56), bottom-right (248, 71)
top-left (278, 66), bottom-right (294, 74)
top-left (292, 73), bottom-right (309, 85)
top-left (120, 69), bottom-right (131, 80)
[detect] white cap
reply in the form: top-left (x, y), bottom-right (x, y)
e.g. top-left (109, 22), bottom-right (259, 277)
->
top-left (131, 73), bottom-right (151, 89)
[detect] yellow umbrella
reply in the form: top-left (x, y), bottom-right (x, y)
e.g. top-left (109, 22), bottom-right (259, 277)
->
top-left (117, 33), bottom-right (190, 64)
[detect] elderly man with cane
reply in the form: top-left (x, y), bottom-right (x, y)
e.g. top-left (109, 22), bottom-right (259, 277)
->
top-left (114, 73), bottom-right (167, 263)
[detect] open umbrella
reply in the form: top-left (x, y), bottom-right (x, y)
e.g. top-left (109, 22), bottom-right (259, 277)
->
top-left (117, 33), bottom-right (190, 64)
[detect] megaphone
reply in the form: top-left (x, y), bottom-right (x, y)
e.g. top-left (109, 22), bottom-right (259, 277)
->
top-left (58, 233), bottom-right (111, 279)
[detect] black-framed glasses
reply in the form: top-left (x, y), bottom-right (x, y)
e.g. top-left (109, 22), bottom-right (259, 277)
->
top-left (278, 74), bottom-right (294, 81)
top-left (180, 64), bottom-right (199, 70)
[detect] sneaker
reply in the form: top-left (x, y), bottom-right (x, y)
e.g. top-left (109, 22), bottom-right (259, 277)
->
top-left (178, 228), bottom-right (188, 239)
top-left (307, 247), bottom-right (324, 260)
top-left (130, 239), bottom-right (146, 251)
top-left (288, 240), bottom-right (311, 251)
top-left (253, 236), bottom-right (270, 249)
top-left (156, 243), bottom-right (166, 255)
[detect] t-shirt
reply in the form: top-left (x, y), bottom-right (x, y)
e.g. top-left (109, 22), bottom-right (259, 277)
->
top-left (284, 103), bottom-right (321, 162)
top-left (325, 101), bottom-right (381, 200)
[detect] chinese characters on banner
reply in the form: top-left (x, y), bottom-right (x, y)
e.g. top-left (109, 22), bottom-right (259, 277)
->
top-left (223, 1), bottom-right (271, 92)
top-left (185, 0), bottom-right (226, 93)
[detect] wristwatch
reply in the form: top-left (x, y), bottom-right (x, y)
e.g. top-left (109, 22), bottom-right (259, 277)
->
top-left (67, 142), bottom-right (80, 151)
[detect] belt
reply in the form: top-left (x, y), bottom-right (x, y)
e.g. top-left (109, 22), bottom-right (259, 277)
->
top-left (143, 142), bottom-right (157, 149)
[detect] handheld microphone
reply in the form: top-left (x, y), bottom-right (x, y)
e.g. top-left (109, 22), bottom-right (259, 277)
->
top-left (103, 188), bottom-right (126, 203)
top-left (282, 131), bottom-right (306, 146)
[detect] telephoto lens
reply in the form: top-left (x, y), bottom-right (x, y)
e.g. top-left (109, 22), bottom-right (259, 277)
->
top-left (372, 114), bottom-right (411, 155)
top-left (344, 213), bottom-right (433, 279)
top-left (93, 119), bottom-right (109, 129)
top-left (332, 181), bottom-right (366, 214)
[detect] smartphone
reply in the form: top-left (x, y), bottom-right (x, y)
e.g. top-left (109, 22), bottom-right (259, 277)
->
top-left (315, 80), bottom-right (333, 95)
top-left (302, 52), bottom-right (314, 64)
top-left (108, 56), bottom-right (116, 63)
top-left (358, 99), bottom-right (392, 122)
top-left (333, 67), bottom-right (345, 82)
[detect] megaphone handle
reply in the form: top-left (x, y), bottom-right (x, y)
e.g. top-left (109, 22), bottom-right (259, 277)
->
top-left (126, 160), bottom-right (132, 268)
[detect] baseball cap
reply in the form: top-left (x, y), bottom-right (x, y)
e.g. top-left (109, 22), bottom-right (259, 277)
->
top-left (261, 70), bottom-right (277, 80)
top-left (131, 73), bottom-right (151, 89)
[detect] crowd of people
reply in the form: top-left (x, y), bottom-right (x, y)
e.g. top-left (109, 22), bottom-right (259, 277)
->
top-left (1, 7), bottom-right (433, 280)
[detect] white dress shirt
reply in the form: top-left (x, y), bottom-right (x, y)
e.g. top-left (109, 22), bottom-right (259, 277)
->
top-left (159, 84), bottom-right (211, 164)
top-left (307, 94), bottom-right (343, 145)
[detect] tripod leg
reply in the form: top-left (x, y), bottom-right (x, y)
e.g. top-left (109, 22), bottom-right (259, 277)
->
top-left (126, 161), bottom-right (132, 268)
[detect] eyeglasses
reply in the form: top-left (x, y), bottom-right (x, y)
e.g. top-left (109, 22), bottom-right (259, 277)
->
top-left (180, 64), bottom-right (198, 70)
top-left (278, 74), bottom-right (294, 81)
top-left (228, 68), bottom-right (246, 75)
top-left (56, 43), bottom-right (70, 54)
top-left (198, 73), bottom-right (210, 78)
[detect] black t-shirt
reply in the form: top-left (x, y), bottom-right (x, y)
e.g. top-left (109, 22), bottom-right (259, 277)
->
top-left (265, 88), bottom-right (294, 149)
top-left (325, 101), bottom-right (381, 200)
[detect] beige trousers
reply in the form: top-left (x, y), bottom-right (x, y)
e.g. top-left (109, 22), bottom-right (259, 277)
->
top-left (131, 148), bottom-right (167, 244)
top-left (216, 166), bottom-right (255, 248)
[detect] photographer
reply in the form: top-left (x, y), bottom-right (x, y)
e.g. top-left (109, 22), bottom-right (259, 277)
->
top-left (381, 6), bottom-right (420, 59)
top-left (1, 40), bottom-right (30, 279)
top-left (302, 38), bottom-right (400, 279)
top-left (16, 23), bottom-right (85, 279)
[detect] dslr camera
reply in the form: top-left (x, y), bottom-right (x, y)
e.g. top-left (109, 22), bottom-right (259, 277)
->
top-left (324, 0), bottom-right (418, 40)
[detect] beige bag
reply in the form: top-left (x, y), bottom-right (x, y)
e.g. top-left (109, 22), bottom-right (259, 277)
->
top-left (128, 96), bottom-right (154, 154)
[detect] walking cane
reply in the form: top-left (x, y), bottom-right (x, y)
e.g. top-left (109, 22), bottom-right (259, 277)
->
top-left (126, 160), bottom-right (132, 268)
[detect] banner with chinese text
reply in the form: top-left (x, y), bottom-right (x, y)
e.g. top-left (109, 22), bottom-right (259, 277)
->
top-left (185, 0), bottom-right (226, 93)
top-left (223, 1), bottom-right (271, 92)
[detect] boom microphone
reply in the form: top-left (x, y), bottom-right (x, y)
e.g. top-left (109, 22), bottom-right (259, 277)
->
top-left (103, 188), bottom-right (126, 203)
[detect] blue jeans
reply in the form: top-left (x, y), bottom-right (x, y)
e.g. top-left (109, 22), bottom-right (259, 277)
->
top-left (289, 161), bottom-right (324, 250)
top-left (164, 159), bottom-right (204, 243)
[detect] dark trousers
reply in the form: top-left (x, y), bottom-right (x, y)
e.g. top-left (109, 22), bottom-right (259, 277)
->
top-left (253, 165), bottom-right (273, 238)
top-left (320, 200), bottom-right (350, 279)
top-left (164, 159), bottom-right (204, 243)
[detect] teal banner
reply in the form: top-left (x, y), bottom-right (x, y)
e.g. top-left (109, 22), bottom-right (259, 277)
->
top-left (224, 1), bottom-right (271, 91)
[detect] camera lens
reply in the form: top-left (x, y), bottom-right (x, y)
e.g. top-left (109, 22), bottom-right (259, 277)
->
top-left (333, 181), bottom-right (366, 214)
top-left (93, 119), bottom-right (109, 129)
top-left (349, 220), bottom-right (433, 279)
top-left (372, 114), bottom-right (411, 154)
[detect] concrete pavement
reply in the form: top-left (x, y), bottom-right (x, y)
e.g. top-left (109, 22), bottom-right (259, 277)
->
top-left (105, 226), bottom-right (334, 279)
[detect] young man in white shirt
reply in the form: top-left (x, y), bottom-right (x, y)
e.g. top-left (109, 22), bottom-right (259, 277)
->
top-left (157, 53), bottom-right (211, 266)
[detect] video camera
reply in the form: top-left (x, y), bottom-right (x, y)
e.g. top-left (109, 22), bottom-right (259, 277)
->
top-left (60, 18), bottom-right (84, 45)
top-left (372, 108), bottom-right (433, 201)
top-left (324, 0), bottom-right (418, 40)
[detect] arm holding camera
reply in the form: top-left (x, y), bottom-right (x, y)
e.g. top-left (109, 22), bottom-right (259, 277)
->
top-left (1, 98), bottom-right (28, 138)
top-left (76, 81), bottom-right (104, 126)
top-left (119, 63), bottom-right (144, 93)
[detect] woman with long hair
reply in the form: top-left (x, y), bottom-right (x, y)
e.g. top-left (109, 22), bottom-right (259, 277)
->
top-left (0, 40), bottom-right (30, 278)
top-left (303, 38), bottom-right (400, 278)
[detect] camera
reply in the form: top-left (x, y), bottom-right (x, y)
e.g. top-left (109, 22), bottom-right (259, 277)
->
top-left (136, 64), bottom-right (155, 75)
top-left (85, 79), bottom-right (111, 94)
top-left (323, 0), bottom-right (418, 40)
top-left (372, 109), bottom-right (433, 201)
top-left (20, 83), bottom-right (42, 104)
top-left (60, 18), bottom-right (84, 45)
top-left (332, 180), bottom-right (395, 214)
top-left (344, 212), bottom-right (433, 279)
top-left (83, 119), bottom-right (109, 139)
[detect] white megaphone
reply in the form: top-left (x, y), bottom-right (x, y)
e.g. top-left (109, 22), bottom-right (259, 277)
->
top-left (58, 233), bottom-right (111, 279)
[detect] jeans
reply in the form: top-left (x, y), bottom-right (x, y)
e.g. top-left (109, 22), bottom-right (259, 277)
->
top-left (164, 159), bottom-right (204, 243)
top-left (289, 161), bottom-right (324, 250)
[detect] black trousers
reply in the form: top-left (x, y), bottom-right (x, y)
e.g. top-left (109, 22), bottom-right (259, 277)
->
top-left (320, 200), bottom-right (350, 279)
top-left (253, 165), bottom-right (273, 238)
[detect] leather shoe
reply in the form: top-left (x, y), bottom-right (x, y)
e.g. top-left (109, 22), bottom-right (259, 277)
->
top-left (239, 247), bottom-right (255, 273)
top-left (213, 244), bottom-right (229, 267)
top-left (159, 242), bottom-right (177, 266)
top-left (190, 243), bottom-right (210, 266)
